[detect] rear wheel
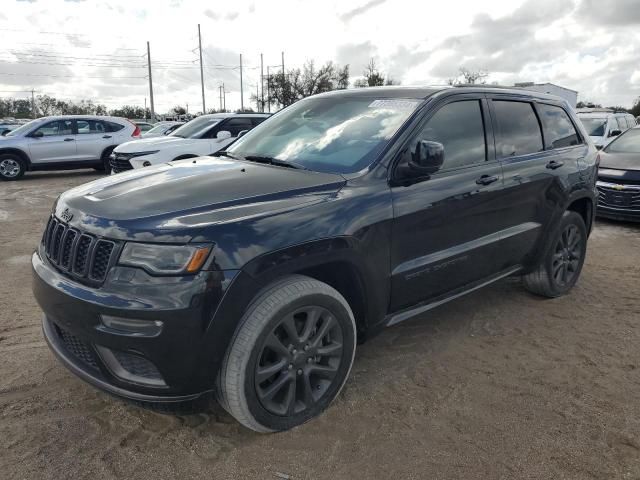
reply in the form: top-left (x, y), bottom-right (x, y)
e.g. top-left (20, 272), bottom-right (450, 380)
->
top-left (0, 154), bottom-right (26, 181)
top-left (218, 275), bottom-right (356, 432)
top-left (523, 211), bottom-right (587, 297)
top-left (95, 147), bottom-right (115, 173)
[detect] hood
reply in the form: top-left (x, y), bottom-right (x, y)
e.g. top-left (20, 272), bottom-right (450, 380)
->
top-left (0, 135), bottom-right (24, 145)
top-left (599, 151), bottom-right (640, 172)
top-left (55, 157), bottom-right (346, 242)
top-left (115, 135), bottom-right (204, 152)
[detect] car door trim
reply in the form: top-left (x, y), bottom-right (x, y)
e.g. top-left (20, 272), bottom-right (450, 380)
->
top-left (392, 222), bottom-right (540, 277)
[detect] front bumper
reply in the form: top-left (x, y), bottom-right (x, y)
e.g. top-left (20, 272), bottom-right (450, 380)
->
top-left (32, 249), bottom-right (238, 402)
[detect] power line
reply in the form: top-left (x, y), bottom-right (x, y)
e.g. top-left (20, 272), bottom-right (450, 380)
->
top-left (0, 72), bottom-right (147, 79)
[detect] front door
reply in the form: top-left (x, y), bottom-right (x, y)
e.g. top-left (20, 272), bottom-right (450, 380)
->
top-left (27, 119), bottom-right (77, 163)
top-left (389, 96), bottom-right (507, 312)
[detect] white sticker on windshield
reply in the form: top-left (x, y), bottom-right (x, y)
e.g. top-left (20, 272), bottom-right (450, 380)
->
top-left (368, 99), bottom-right (420, 110)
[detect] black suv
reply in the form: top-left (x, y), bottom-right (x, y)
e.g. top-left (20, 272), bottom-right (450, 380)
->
top-left (33, 87), bottom-right (597, 432)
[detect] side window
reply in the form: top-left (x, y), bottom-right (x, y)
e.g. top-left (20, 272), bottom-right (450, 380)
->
top-left (76, 120), bottom-right (105, 134)
top-left (537, 104), bottom-right (581, 149)
top-left (32, 120), bottom-right (73, 137)
top-left (104, 121), bottom-right (125, 133)
top-left (251, 117), bottom-right (267, 126)
top-left (492, 100), bottom-right (543, 158)
top-left (630, 116), bottom-right (637, 127)
top-left (225, 118), bottom-right (254, 136)
top-left (411, 100), bottom-right (486, 169)
top-left (609, 116), bottom-right (620, 132)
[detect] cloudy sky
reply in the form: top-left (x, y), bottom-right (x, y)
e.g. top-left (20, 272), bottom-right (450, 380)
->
top-left (1, 0), bottom-right (639, 113)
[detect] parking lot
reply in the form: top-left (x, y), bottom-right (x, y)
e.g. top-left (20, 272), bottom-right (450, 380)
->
top-left (0, 170), bottom-right (639, 479)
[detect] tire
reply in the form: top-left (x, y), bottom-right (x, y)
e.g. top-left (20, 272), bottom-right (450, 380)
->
top-left (0, 153), bottom-right (26, 181)
top-left (218, 274), bottom-right (357, 432)
top-left (97, 147), bottom-right (115, 174)
top-left (523, 211), bottom-right (587, 298)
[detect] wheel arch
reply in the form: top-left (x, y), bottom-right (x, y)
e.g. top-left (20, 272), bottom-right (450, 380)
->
top-left (100, 145), bottom-right (117, 159)
top-left (566, 195), bottom-right (595, 234)
top-left (0, 148), bottom-right (31, 170)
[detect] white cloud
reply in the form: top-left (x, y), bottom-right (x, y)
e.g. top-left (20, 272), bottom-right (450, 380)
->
top-left (0, 0), bottom-right (639, 113)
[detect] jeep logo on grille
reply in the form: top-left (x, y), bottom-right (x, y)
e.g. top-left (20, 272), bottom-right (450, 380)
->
top-left (60, 208), bottom-right (74, 223)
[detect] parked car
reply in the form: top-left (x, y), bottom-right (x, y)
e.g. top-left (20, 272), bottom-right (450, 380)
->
top-left (0, 123), bottom-right (20, 136)
top-left (33, 86), bottom-right (597, 432)
top-left (577, 110), bottom-right (637, 150)
top-left (0, 115), bottom-right (140, 180)
top-left (596, 126), bottom-right (640, 221)
top-left (135, 121), bottom-right (155, 133)
top-left (141, 121), bottom-right (184, 138)
top-left (109, 113), bottom-right (270, 173)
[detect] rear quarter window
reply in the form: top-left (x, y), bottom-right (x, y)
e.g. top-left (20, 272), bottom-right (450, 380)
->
top-left (104, 121), bottom-right (125, 133)
top-left (538, 104), bottom-right (581, 149)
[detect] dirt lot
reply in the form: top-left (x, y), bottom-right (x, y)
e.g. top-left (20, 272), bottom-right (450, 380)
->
top-left (1, 170), bottom-right (640, 480)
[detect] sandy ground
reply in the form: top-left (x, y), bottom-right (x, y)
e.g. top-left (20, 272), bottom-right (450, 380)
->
top-left (1, 170), bottom-right (640, 480)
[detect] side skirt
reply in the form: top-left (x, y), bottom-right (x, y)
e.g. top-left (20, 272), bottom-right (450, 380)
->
top-left (385, 266), bottom-right (522, 327)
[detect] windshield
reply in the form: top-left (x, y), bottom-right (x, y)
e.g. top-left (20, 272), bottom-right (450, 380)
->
top-left (604, 128), bottom-right (640, 154)
top-left (579, 117), bottom-right (607, 137)
top-left (170, 117), bottom-right (220, 138)
top-left (5, 119), bottom-right (41, 137)
top-left (227, 96), bottom-right (422, 174)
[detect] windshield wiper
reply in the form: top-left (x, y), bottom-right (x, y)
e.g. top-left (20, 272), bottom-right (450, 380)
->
top-left (213, 150), bottom-right (241, 160)
top-left (243, 155), bottom-right (308, 170)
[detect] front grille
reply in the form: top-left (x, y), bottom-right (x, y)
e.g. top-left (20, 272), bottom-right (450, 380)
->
top-left (55, 324), bottom-right (99, 371)
top-left (42, 216), bottom-right (119, 285)
top-left (110, 153), bottom-right (134, 173)
top-left (597, 184), bottom-right (640, 209)
top-left (111, 350), bottom-right (163, 381)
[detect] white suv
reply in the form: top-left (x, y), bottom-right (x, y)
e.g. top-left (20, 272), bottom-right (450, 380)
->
top-left (577, 111), bottom-right (637, 149)
top-left (0, 115), bottom-right (140, 180)
top-left (110, 113), bottom-right (270, 172)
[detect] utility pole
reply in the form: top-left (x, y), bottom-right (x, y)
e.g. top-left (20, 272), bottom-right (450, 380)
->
top-left (146, 41), bottom-right (155, 121)
top-left (223, 82), bottom-right (226, 111)
top-left (260, 53), bottom-right (264, 113)
top-left (266, 66), bottom-right (270, 113)
top-left (31, 89), bottom-right (36, 119)
top-left (281, 51), bottom-right (286, 107)
top-left (144, 98), bottom-right (147, 120)
top-left (197, 24), bottom-right (206, 113)
top-left (239, 53), bottom-right (244, 112)
top-left (219, 85), bottom-right (223, 111)
top-left (256, 84), bottom-right (259, 111)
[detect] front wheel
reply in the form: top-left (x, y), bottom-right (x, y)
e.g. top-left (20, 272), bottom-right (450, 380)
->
top-left (0, 154), bottom-right (26, 181)
top-left (218, 275), bottom-right (357, 432)
top-left (523, 210), bottom-right (587, 298)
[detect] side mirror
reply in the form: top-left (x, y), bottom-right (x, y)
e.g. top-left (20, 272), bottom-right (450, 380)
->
top-left (408, 140), bottom-right (444, 175)
top-left (216, 130), bottom-right (231, 140)
top-left (237, 129), bottom-right (249, 138)
top-left (30, 131), bottom-right (44, 138)
top-left (609, 129), bottom-right (622, 137)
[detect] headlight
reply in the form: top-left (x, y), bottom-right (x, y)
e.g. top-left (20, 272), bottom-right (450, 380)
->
top-left (119, 243), bottom-right (212, 274)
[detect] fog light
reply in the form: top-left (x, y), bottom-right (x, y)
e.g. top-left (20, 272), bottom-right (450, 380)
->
top-left (99, 315), bottom-right (163, 337)
top-left (142, 161), bottom-right (152, 167)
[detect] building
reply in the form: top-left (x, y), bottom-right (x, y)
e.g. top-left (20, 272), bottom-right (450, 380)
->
top-left (514, 82), bottom-right (578, 108)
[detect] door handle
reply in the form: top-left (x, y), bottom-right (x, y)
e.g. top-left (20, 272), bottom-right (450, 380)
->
top-left (475, 175), bottom-right (499, 186)
top-left (102, 135), bottom-right (112, 139)
top-left (546, 160), bottom-right (564, 170)
top-left (63, 138), bottom-right (74, 142)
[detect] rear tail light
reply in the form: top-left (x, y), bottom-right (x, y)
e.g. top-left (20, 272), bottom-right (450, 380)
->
top-left (127, 119), bottom-right (141, 137)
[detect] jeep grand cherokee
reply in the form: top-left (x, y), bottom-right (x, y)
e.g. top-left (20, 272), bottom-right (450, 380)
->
top-left (32, 86), bottom-right (598, 432)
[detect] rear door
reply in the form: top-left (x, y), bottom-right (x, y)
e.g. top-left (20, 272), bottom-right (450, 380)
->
top-left (26, 119), bottom-right (77, 163)
top-left (389, 95), bottom-right (508, 311)
top-left (489, 96), bottom-right (585, 268)
top-left (75, 119), bottom-right (111, 161)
